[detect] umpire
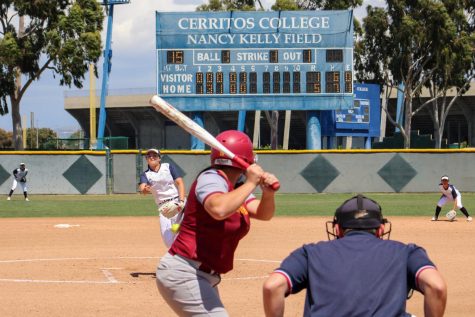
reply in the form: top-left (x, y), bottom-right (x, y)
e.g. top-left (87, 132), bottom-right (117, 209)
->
top-left (263, 194), bottom-right (447, 317)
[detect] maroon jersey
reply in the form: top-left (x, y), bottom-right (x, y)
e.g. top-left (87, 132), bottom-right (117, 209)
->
top-left (169, 169), bottom-right (251, 274)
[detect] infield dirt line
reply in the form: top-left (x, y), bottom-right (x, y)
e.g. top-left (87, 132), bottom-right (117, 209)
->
top-left (0, 278), bottom-right (123, 284)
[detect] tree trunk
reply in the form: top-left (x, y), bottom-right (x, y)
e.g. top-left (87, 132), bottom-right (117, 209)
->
top-left (403, 90), bottom-right (413, 149)
top-left (10, 97), bottom-right (23, 150)
top-left (434, 126), bottom-right (442, 149)
top-left (11, 15), bottom-right (25, 150)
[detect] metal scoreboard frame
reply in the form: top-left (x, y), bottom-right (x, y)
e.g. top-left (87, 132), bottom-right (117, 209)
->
top-left (156, 10), bottom-right (354, 111)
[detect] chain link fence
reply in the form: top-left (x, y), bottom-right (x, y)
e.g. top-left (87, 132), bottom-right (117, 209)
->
top-left (42, 136), bottom-right (129, 150)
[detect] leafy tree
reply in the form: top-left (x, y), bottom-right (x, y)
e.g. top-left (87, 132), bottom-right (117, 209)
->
top-left (197, 0), bottom-right (226, 11)
top-left (63, 129), bottom-right (84, 149)
top-left (355, 0), bottom-right (472, 148)
top-left (197, 0), bottom-right (261, 11)
top-left (465, 0), bottom-right (475, 31)
top-left (25, 127), bottom-right (57, 149)
top-left (424, 1), bottom-right (474, 148)
top-left (0, 0), bottom-right (104, 150)
top-left (0, 128), bottom-right (12, 148)
top-left (296, 0), bottom-right (362, 10)
top-left (272, 0), bottom-right (299, 11)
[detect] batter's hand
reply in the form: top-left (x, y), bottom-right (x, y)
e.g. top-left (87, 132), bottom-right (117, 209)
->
top-left (245, 164), bottom-right (265, 186)
top-left (260, 172), bottom-right (279, 192)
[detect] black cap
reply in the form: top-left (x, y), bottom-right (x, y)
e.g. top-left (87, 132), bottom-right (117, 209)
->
top-left (334, 194), bottom-right (385, 229)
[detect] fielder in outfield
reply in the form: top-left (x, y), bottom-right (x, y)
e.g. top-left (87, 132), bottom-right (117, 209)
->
top-left (263, 194), bottom-right (447, 317)
top-left (432, 175), bottom-right (472, 222)
top-left (139, 148), bottom-right (186, 248)
top-left (156, 130), bottom-right (279, 316)
top-left (7, 163), bottom-right (29, 201)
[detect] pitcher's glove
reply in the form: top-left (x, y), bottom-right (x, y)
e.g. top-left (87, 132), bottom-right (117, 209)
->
top-left (158, 200), bottom-right (185, 219)
top-left (20, 177), bottom-right (26, 183)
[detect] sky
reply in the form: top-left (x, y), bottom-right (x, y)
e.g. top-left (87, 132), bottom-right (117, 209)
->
top-left (0, 0), bottom-right (382, 137)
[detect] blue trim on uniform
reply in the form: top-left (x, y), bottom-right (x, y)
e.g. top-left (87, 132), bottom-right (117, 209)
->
top-left (168, 163), bottom-right (182, 180)
top-left (449, 185), bottom-right (457, 199)
top-left (139, 163), bottom-right (182, 185)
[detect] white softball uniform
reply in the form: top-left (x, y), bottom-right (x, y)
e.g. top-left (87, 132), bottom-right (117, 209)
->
top-left (437, 183), bottom-right (463, 209)
top-left (11, 179), bottom-right (27, 192)
top-left (11, 168), bottom-right (28, 192)
top-left (140, 163), bottom-right (183, 248)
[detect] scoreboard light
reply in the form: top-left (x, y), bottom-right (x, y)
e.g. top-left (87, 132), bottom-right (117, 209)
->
top-left (167, 50), bottom-right (184, 64)
top-left (303, 49), bottom-right (312, 63)
top-left (221, 50), bottom-right (230, 63)
top-left (160, 48), bottom-right (352, 96)
top-left (326, 49), bottom-right (343, 63)
top-left (269, 50), bottom-right (279, 63)
top-left (344, 71), bottom-right (353, 93)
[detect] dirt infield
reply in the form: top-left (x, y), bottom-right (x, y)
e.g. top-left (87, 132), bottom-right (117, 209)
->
top-left (0, 216), bottom-right (473, 316)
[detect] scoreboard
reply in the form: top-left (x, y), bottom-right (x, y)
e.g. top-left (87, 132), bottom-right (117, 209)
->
top-left (320, 83), bottom-right (381, 137)
top-left (335, 98), bottom-right (370, 124)
top-left (156, 11), bottom-right (354, 111)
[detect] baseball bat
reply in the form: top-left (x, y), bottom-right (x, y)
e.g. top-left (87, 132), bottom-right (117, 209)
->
top-left (149, 95), bottom-right (279, 191)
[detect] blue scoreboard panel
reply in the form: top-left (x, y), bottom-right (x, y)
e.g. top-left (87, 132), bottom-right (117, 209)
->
top-left (156, 11), bottom-right (354, 111)
top-left (321, 83), bottom-right (380, 137)
top-left (335, 98), bottom-right (370, 124)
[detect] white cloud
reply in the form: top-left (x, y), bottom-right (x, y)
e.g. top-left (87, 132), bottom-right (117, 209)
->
top-left (109, 1), bottom-right (206, 53)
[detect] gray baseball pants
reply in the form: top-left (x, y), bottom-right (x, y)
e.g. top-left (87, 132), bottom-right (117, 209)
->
top-left (156, 252), bottom-right (228, 317)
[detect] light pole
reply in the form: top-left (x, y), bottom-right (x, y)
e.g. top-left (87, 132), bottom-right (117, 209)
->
top-left (96, 0), bottom-right (130, 149)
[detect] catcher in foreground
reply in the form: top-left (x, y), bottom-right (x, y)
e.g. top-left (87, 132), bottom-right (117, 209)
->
top-left (263, 194), bottom-right (447, 317)
top-left (139, 149), bottom-right (186, 248)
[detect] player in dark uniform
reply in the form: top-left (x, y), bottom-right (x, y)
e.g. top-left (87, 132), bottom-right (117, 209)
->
top-left (263, 194), bottom-right (447, 317)
top-left (155, 130), bottom-right (279, 316)
top-left (7, 163), bottom-right (29, 201)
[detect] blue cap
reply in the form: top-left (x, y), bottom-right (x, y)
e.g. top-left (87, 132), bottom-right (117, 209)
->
top-left (334, 194), bottom-right (385, 229)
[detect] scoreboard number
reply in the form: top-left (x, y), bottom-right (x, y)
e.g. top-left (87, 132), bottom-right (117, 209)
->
top-left (167, 50), bottom-right (184, 64)
top-left (161, 47), bottom-right (352, 96)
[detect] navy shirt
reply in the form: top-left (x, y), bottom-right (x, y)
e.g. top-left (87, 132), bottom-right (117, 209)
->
top-left (275, 231), bottom-right (435, 317)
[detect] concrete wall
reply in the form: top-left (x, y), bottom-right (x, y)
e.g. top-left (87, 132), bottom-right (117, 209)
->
top-left (1, 150), bottom-right (475, 195)
top-left (0, 153), bottom-right (106, 195)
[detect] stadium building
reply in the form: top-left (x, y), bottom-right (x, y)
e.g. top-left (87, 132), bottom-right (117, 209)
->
top-left (64, 85), bottom-right (475, 150)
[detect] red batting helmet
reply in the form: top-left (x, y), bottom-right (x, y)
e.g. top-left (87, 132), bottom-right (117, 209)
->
top-left (211, 130), bottom-right (254, 170)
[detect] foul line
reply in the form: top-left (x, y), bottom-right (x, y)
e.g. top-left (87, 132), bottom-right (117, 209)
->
top-left (101, 269), bottom-right (119, 283)
top-left (222, 275), bottom-right (269, 281)
top-left (0, 278), bottom-right (123, 284)
top-left (0, 256), bottom-right (281, 264)
top-left (0, 256), bottom-right (280, 285)
top-left (0, 256), bottom-right (159, 264)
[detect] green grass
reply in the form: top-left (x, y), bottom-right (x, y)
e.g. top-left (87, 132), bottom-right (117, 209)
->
top-left (1, 194), bottom-right (156, 217)
top-left (2, 193), bottom-right (474, 218)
